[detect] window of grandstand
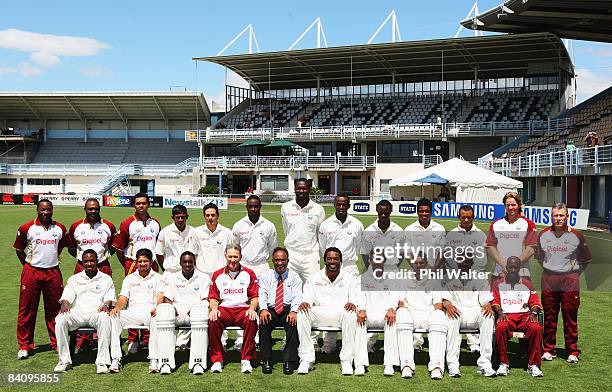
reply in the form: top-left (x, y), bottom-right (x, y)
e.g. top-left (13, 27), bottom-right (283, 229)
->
top-left (305, 143), bottom-right (333, 157)
top-left (205, 175), bottom-right (228, 191)
top-left (26, 178), bottom-right (60, 186)
top-left (261, 175), bottom-right (289, 192)
top-left (553, 177), bottom-right (562, 187)
top-left (0, 178), bottom-right (17, 185)
top-left (341, 176), bottom-right (361, 195)
top-left (380, 179), bottom-right (390, 193)
top-left (370, 141), bottom-right (421, 163)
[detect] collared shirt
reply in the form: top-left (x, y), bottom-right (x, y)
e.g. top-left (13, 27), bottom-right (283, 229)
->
top-left (159, 270), bottom-right (211, 305)
top-left (405, 220), bottom-right (446, 266)
top-left (302, 268), bottom-right (360, 308)
top-left (445, 225), bottom-right (488, 271)
top-left (193, 224), bottom-right (234, 275)
top-left (259, 268), bottom-right (302, 312)
top-left (443, 278), bottom-right (494, 308)
top-left (536, 226), bottom-right (591, 273)
top-left (281, 199), bottom-right (326, 256)
top-left (119, 269), bottom-right (162, 309)
top-left (69, 218), bottom-right (116, 263)
top-left (318, 214), bottom-right (364, 266)
top-left (14, 218), bottom-right (70, 268)
top-left (486, 215), bottom-right (537, 276)
top-left (399, 277), bottom-right (446, 312)
top-left (112, 214), bottom-right (161, 261)
top-left (360, 220), bottom-right (405, 266)
top-left (357, 270), bottom-right (402, 313)
top-left (209, 265), bottom-right (258, 308)
top-left (232, 215), bottom-right (277, 271)
top-left (60, 270), bottom-right (116, 311)
top-left (492, 278), bottom-right (541, 314)
top-left (155, 224), bottom-right (199, 273)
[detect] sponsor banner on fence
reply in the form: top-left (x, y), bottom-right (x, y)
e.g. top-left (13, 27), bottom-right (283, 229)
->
top-left (45, 195), bottom-right (102, 206)
top-left (432, 202), bottom-right (504, 221)
top-left (349, 201), bottom-right (418, 217)
top-left (162, 196), bottom-right (229, 209)
top-left (523, 205), bottom-right (589, 230)
top-left (0, 193), bottom-right (39, 205)
top-left (102, 195), bottom-right (163, 208)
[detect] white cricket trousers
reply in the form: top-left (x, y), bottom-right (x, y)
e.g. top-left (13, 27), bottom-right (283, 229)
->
top-left (110, 306), bottom-right (156, 360)
top-left (446, 305), bottom-right (494, 372)
top-left (396, 308), bottom-right (447, 372)
top-left (297, 306), bottom-right (357, 364)
top-left (288, 251), bottom-right (320, 284)
top-left (56, 308), bottom-right (111, 366)
top-left (154, 302), bottom-right (208, 371)
top-left (354, 311), bottom-right (399, 367)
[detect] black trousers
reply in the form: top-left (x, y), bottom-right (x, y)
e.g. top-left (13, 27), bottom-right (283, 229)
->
top-left (259, 306), bottom-right (299, 362)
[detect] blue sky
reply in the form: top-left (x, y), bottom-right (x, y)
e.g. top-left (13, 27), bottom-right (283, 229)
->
top-left (1, 0), bottom-right (610, 108)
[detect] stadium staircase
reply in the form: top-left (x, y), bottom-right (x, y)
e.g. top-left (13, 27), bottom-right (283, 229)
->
top-left (92, 165), bottom-right (140, 195)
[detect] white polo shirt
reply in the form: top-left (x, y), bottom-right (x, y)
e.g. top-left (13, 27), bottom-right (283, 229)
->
top-left (357, 270), bottom-right (402, 313)
top-left (443, 278), bottom-right (494, 308)
top-left (399, 277), bottom-right (445, 312)
top-left (302, 269), bottom-right (360, 308)
top-left (318, 214), bottom-right (364, 266)
top-left (160, 270), bottom-right (211, 305)
top-left (119, 269), bottom-right (162, 310)
top-left (69, 218), bottom-right (116, 263)
top-left (360, 220), bottom-right (405, 266)
top-left (60, 271), bottom-right (116, 311)
top-left (232, 216), bottom-right (277, 272)
top-left (193, 224), bottom-right (233, 275)
top-left (112, 214), bottom-right (160, 261)
top-left (14, 218), bottom-right (70, 268)
top-left (445, 225), bottom-right (488, 271)
top-left (209, 266), bottom-right (259, 308)
top-left (281, 199), bottom-right (326, 257)
top-left (405, 220), bottom-right (446, 266)
top-left (155, 224), bottom-right (199, 273)
top-left (536, 226), bottom-right (591, 273)
top-left (486, 215), bottom-right (537, 276)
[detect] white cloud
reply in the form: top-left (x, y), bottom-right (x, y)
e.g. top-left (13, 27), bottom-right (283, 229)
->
top-left (0, 65), bottom-right (16, 75)
top-left (30, 51), bottom-right (61, 67)
top-left (18, 62), bottom-right (42, 77)
top-left (80, 65), bottom-right (113, 77)
top-left (583, 46), bottom-right (612, 58)
top-left (227, 70), bottom-right (249, 88)
top-left (575, 67), bottom-right (612, 103)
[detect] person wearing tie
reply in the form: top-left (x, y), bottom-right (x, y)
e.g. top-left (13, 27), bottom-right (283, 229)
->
top-left (258, 247), bottom-right (302, 375)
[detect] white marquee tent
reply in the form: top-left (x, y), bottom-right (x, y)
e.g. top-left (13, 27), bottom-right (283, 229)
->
top-left (389, 158), bottom-right (523, 204)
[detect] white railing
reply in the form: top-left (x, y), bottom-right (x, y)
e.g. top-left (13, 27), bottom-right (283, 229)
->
top-left (185, 119), bottom-right (571, 143)
top-left (423, 154), bottom-right (443, 168)
top-left (482, 144), bottom-right (612, 176)
top-left (6, 161), bottom-right (200, 177)
top-left (199, 155), bottom-right (378, 170)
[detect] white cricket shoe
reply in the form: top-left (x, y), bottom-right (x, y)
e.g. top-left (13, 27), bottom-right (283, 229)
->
top-left (479, 367), bottom-right (496, 377)
top-left (496, 363), bottom-right (509, 376)
top-left (528, 365), bottom-right (544, 377)
top-left (354, 365), bottom-right (365, 376)
top-left (430, 368), bottom-right (443, 380)
top-left (469, 345), bottom-right (480, 353)
top-left (148, 359), bottom-right (159, 373)
top-left (414, 345), bottom-right (423, 352)
top-left (96, 364), bottom-right (109, 374)
top-left (567, 355), bottom-right (579, 363)
top-left (233, 338), bottom-right (243, 352)
top-left (367, 343), bottom-right (376, 354)
top-left (341, 360), bottom-right (353, 375)
top-left (192, 364), bottom-right (205, 375)
top-left (321, 343), bottom-right (335, 354)
top-left (241, 360), bottom-right (253, 374)
top-left (17, 349), bottom-right (29, 360)
top-left (211, 362), bottom-right (223, 373)
top-left (383, 365), bottom-right (395, 376)
top-left (127, 341), bottom-right (139, 354)
top-left (542, 352), bottom-right (556, 361)
top-left (159, 364), bottom-right (172, 375)
top-left (401, 367), bottom-right (413, 379)
top-left (448, 368), bottom-right (461, 378)
top-left (54, 362), bottom-right (72, 373)
top-left (297, 361), bottom-right (312, 374)
top-left (109, 359), bottom-right (121, 373)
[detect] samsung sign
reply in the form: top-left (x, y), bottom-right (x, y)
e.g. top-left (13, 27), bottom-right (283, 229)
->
top-left (432, 202), bottom-right (502, 221)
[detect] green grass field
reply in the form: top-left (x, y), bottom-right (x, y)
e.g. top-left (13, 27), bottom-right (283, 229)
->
top-left (1, 204), bottom-right (611, 391)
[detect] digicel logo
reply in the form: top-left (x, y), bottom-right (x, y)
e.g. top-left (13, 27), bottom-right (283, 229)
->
top-left (82, 238), bottom-right (104, 245)
top-left (136, 236), bottom-right (154, 242)
top-left (223, 287), bottom-right (244, 295)
top-left (36, 238), bottom-right (58, 245)
top-left (502, 298), bottom-right (523, 305)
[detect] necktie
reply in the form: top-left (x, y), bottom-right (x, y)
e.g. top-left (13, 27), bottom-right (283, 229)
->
top-left (274, 276), bottom-right (284, 314)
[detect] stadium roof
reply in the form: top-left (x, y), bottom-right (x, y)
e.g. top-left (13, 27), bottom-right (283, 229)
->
top-left (460, 0), bottom-right (612, 43)
top-left (0, 91), bottom-right (210, 125)
top-left (194, 33), bottom-right (572, 91)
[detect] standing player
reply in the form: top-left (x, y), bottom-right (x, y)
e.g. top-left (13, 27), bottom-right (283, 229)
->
top-left (14, 199), bottom-right (70, 359)
top-left (536, 203), bottom-right (591, 363)
top-left (405, 198), bottom-right (446, 271)
top-left (281, 178), bottom-right (326, 282)
top-left (208, 244), bottom-right (259, 374)
top-left (194, 202), bottom-right (234, 275)
top-left (492, 257), bottom-right (543, 377)
top-left (486, 192), bottom-right (537, 282)
top-left (296, 247), bottom-right (359, 375)
top-left (54, 249), bottom-right (115, 374)
top-left (361, 200), bottom-right (405, 271)
top-left (155, 204), bottom-right (198, 274)
top-left (112, 192), bottom-right (161, 354)
top-left (109, 249), bottom-right (162, 373)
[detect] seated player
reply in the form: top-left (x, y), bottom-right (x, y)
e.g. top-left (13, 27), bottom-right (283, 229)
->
top-left (296, 247), bottom-right (359, 375)
top-left (109, 249), bottom-right (162, 372)
top-left (208, 244), bottom-right (259, 374)
top-left (492, 256), bottom-right (543, 377)
top-left (442, 256), bottom-right (496, 377)
top-left (154, 251), bottom-right (211, 375)
top-left (54, 249), bottom-right (115, 374)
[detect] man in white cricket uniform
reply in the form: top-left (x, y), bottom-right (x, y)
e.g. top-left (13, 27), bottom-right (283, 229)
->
top-left (297, 247), bottom-right (359, 375)
top-left (109, 249), bottom-right (162, 373)
top-left (360, 200), bottom-right (405, 271)
top-left (281, 178), bottom-right (326, 282)
top-left (194, 202), bottom-right (233, 275)
top-left (442, 257), bottom-right (496, 378)
top-left (155, 204), bottom-right (199, 274)
top-left (354, 255), bottom-right (402, 376)
top-left (405, 198), bottom-right (446, 270)
top-left (395, 254), bottom-right (449, 379)
top-left (154, 251), bottom-right (211, 375)
top-left (53, 250), bottom-right (115, 374)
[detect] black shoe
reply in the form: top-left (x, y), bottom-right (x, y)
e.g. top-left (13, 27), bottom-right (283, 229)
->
top-left (283, 361), bottom-right (294, 375)
top-left (262, 360), bottom-right (273, 374)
